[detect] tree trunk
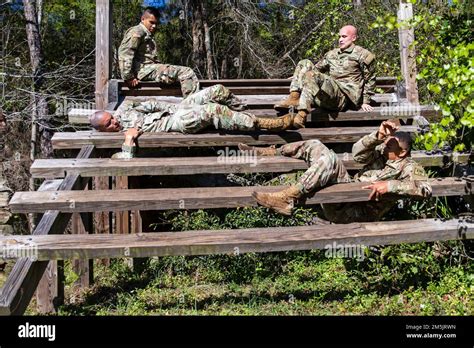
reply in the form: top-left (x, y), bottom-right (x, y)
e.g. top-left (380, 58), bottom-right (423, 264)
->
top-left (201, 1), bottom-right (215, 79)
top-left (23, 0), bottom-right (51, 161)
top-left (191, 0), bottom-right (205, 77)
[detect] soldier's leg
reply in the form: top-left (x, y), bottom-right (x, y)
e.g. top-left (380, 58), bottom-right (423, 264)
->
top-left (278, 139), bottom-right (350, 194)
top-left (181, 84), bottom-right (247, 111)
top-left (141, 63), bottom-right (200, 98)
top-left (300, 71), bottom-right (348, 111)
top-left (274, 59), bottom-right (315, 111)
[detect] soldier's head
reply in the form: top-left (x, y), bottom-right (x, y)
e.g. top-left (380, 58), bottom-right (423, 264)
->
top-left (141, 7), bottom-right (160, 33)
top-left (383, 131), bottom-right (412, 160)
top-left (339, 25), bottom-right (358, 50)
top-left (90, 111), bottom-right (122, 132)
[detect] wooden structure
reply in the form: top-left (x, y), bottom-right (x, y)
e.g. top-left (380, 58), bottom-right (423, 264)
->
top-left (0, 0), bottom-right (472, 316)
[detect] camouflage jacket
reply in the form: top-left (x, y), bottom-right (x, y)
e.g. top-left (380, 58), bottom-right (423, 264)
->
top-left (118, 23), bottom-right (160, 81)
top-left (351, 131), bottom-right (432, 198)
top-left (116, 99), bottom-right (176, 133)
top-left (315, 44), bottom-right (376, 106)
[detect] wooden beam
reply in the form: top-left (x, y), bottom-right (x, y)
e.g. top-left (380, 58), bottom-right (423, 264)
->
top-left (398, 1), bottom-right (419, 104)
top-left (35, 179), bottom-right (63, 314)
top-left (8, 178), bottom-right (469, 214)
top-left (30, 152), bottom-right (470, 179)
top-left (51, 126), bottom-right (419, 150)
top-left (93, 177), bottom-right (110, 267)
top-left (0, 146), bottom-right (94, 316)
top-left (95, 0), bottom-right (112, 109)
top-left (0, 219), bottom-right (471, 260)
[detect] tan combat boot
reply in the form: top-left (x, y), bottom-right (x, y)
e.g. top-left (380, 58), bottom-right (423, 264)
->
top-left (293, 110), bottom-right (308, 129)
top-left (256, 113), bottom-right (294, 131)
top-left (252, 185), bottom-right (303, 216)
top-left (238, 143), bottom-right (277, 156)
top-left (274, 91), bottom-right (301, 111)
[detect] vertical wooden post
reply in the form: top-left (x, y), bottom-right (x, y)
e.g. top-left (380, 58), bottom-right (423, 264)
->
top-left (94, 177), bottom-right (111, 267)
top-left (72, 179), bottom-right (94, 289)
top-left (95, 0), bottom-right (112, 110)
top-left (398, 0), bottom-right (419, 104)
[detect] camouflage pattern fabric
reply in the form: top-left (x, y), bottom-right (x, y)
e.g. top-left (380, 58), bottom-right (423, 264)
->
top-left (116, 84), bottom-right (256, 134)
top-left (118, 23), bottom-right (199, 97)
top-left (277, 131), bottom-right (432, 223)
top-left (288, 44), bottom-right (376, 110)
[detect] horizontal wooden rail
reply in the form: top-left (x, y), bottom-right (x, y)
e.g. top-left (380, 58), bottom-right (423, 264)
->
top-left (30, 152), bottom-right (469, 178)
top-left (0, 219), bottom-right (471, 260)
top-left (9, 178), bottom-right (469, 213)
top-left (52, 126), bottom-right (419, 150)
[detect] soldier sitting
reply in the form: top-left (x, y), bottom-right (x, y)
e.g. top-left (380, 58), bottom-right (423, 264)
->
top-left (240, 120), bottom-right (432, 223)
top-left (89, 84), bottom-right (295, 158)
top-left (118, 7), bottom-right (199, 98)
top-left (275, 25), bottom-right (376, 129)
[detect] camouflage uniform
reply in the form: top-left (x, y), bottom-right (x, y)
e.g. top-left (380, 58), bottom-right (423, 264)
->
top-left (116, 84), bottom-right (256, 134)
top-left (289, 44), bottom-right (376, 111)
top-left (118, 23), bottom-right (200, 98)
top-left (277, 131), bottom-right (432, 223)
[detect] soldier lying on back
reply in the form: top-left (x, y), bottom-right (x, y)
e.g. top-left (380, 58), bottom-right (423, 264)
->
top-left (275, 25), bottom-right (376, 129)
top-left (118, 7), bottom-right (199, 98)
top-left (241, 120), bottom-right (432, 223)
top-left (89, 84), bottom-right (296, 158)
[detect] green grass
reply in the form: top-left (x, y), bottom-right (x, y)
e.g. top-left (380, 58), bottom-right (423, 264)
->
top-left (24, 242), bottom-right (472, 316)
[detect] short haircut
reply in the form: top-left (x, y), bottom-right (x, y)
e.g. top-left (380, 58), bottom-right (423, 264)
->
top-left (142, 7), bottom-right (160, 19)
top-left (89, 111), bottom-right (107, 130)
top-left (394, 131), bottom-right (413, 154)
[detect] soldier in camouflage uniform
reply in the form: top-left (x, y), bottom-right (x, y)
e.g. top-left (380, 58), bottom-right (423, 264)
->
top-left (118, 7), bottom-right (199, 98)
top-left (240, 120), bottom-right (432, 223)
top-left (89, 84), bottom-right (295, 158)
top-left (275, 25), bottom-right (376, 129)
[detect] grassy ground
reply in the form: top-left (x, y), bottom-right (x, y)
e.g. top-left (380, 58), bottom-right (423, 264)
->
top-left (24, 243), bottom-right (473, 316)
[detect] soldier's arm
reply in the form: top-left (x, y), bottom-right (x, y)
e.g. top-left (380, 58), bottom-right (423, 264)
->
top-left (352, 131), bottom-right (384, 165)
top-left (314, 53), bottom-right (330, 73)
top-left (386, 163), bottom-right (432, 198)
top-left (119, 30), bottom-right (142, 81)
top-left (361, 51), bottom-right (376, 105)
top-left (134, 100), bottom-right (175, 114)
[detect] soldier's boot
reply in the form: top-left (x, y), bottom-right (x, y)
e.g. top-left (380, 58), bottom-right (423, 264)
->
top-left (293, 110), bottom-right (308, 129)
top-left (252, 185), bottom-right (303, 216)
top-left (255, 113), bottom-right (294, 131)
top-left (238, 143), bottom-right (277, 156)
top-left (274, 91), bottom-right (300, 111)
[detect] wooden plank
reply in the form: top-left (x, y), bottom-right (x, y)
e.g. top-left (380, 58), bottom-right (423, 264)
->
top-left (115, 176), bottom-right (129, 235)
top-left (0, 145), bottom-right (94, 315)
top-left (30, 152), bottom-right (470, 179)
top-left (0, 219), bottom-right (471, 260)
top-left (51, 126), bottom-right (419, 150)
top-left (93, 177), bottom-right (110, 266)
top-left (8, 178), bottom-right (468, 213)
top-left (95, 0), bottom-right (112, 109)
top-left (35, 179), bottom-right (64, 314)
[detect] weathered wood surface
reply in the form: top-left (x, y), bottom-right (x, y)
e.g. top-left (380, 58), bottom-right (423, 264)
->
top-left (95, 0), bottom-right (112, 109)
top-left (68, 100), bottom-right (441, 125)
top-left (0, 145), bottom-right (94, 316)
top-left (30, 152), bottom-right (469, 179)
top-left (9, 178), bottom-right (468, 213)
top-left (0, 219), bottom-right (471, 260)
top-left (35, 179), bottom-right (63, 314)
top-left (52, 126), bottom-right (418, 149)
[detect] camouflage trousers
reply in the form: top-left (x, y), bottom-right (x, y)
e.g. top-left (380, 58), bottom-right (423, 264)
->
top-left (164, 103), bottom-right (256, 133)
top-left (164, 84), bottom-right (255, 133)
top-left (278, 139), bottom-right (394, 223)
top-left (138, 63), bottom-right (200, 98)
top-left (290, 59), bottom-right (349, 111)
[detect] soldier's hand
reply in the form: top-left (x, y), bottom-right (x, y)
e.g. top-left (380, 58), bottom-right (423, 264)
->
top-left (360, 103), bottom-right (373, 112)
top-left (362, 181), bottom-right (389, 201)
top-left (377, 120), bottom-right (399, 140)
top-left (126, 78), bottom-right (139, 88)
top-left (124, 128), bottom-right (141, 145)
